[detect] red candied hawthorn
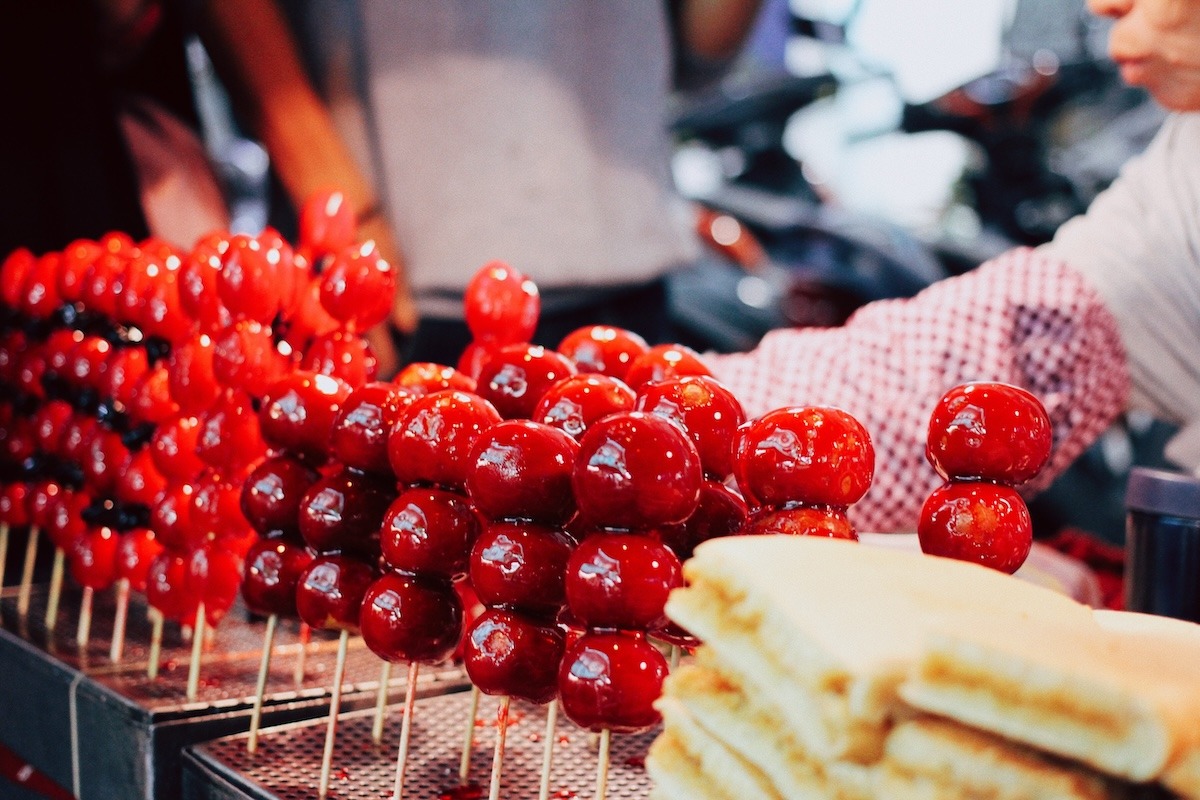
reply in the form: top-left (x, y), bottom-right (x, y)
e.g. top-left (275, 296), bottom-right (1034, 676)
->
top-left (295, 553), bottom-right (377, 632)
top-left (469, 521), bottom-right (576, 620)
top-left (917, 481), bottom-right (1033, 574)
top-left (475, 343), bottom-right (577, 420)
top-left (464, 420), bottom-right (579, 527)
top-left (533, 374), bottom-right (637, 440)
top-left (302, 329), bottom-right (378, 387)
top-left (622, 343), bottom-right (711, 391)
top-left (393, 362), bottom-right (477, 394)
top-left (319, 241), bottom-right (396, 331)
top-left (299, 188), bottom-right (356, 259)
top-left (462, 608), bottom-right (565, 705)
top-left (564, 532), bottom-right (682, 631)
top-left (380, 487), bottom-right (482, 581)
top-left (463, 260), bottom-right (540, 345)
top-left (557, 325), bottom-right (649, 382)
top-left (217, 233), bottom-right (283, 324)
top-left (329, 382), bottom-right (417, 475)
top-left (388, 390), bottom-right (502, 492)
top-left (358, 572), bottom-right (463, 665)
top-left (242, 537), bottom-right (314, 618)
top-left (636, 375), bottom-right (746, 480)
top-left (558, 632), bottom-right (668, 733)
top-left (925, 381), bottom-right (1052, 485)
top-left (259, 371), bottom-right (353, 461)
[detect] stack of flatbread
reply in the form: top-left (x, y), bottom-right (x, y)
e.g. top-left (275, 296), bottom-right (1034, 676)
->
top-left (646, 536), bottom-right (1200, 799)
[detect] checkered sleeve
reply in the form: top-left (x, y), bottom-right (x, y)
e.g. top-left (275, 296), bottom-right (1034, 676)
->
top-left (708, 248), bottom-right (1131, 533)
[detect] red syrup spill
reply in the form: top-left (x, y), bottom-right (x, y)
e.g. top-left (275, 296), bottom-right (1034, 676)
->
top-left (624, 755), bottom-right (645, 769)
top-left (554, 789), bottom-right (577, 799)
top-left (557, 735), bottom-right (571, 745)
top-left (437, 782), bottom-right (484, 800)
top-left (337, 767), bottom-right (350, 781)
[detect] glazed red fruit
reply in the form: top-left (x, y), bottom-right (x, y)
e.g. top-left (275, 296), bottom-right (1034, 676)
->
top-left (80, 249), bottom-right (124, 319)
top-left (186, 543), bottom-right (245, 626)
top-left (27, 482), bottom-right (62, 532)
top-left (359, 572), bottom-right (463, 664)
top-left (297, 468), bottom-right (394, 557)
top-left (302, 330), bottom-right (378, 387)
top-left (146, 552), bottom-right (196, 621)
top-left (465, 420), bottom-right (579, 526)
top-left (151, 484), bottom-right (202, 552)
top-left (0, 248), bottom-right (36, 309)
top-left (462, 608), bottom-right (565, 704)
top-left (558, 632), bottom-right (668, 733)
top-left (330, 382), bottom-right (417, 475)
top-left (149, 415), bottom-right (205, 483)
top-left (140, 269), bottom-right (192, 347)
top-left (128, 366), bottom-right (180, 426)
top-left (115, 528), bottom-right (165, 593)
top-left (380, 488), bottom-right (482, 580)
top-left (917, 481), bottom-right (1033, 574)
top-left (463, 260), bottom-right (540, 344)
top-left (82, 428), bottom-right (130, 497)
top-left (115, 449), bottom-right (169, 508)
top-left (393, 362), bottom-right (477, 394)
top-left (636, 375), bottom-right (746, 480)
top-left (21, 252), bottom-right (62, 320)
top-left (656, 479), bottom-right (749, 561)
top-left (388, 390), bottom-right (502, 491)
top-left (66, 335), bottom-right (112, 392)
top-left (572, 411), bottom-right (702, 529)
top-left (558, 325), bottom-right (650, 382)
top-left (299, 188), bottom-right (356, 258)
top-left (70, 527), bottom-right (120, 590)
top-left (218, 233), bottom-right (283, 324)
top-left (46, 491), bottom-right (90, 551)
top-left (733, 406), bottom-right (874, 509)
top-left (319, 241), bottom-right (396, 331)
top-left (295, 553), bottom-right (377, 632)
top-left (241, 537), bottom-right (315, 617)
top-left (179, 244), bottom-right (227, 331)
top-left (476, 344), bottom-right (577, 420)
top-left (196, 389), bottom-right (265, 472)
top-left (741, 504), bottom-right (856, 540)
top-left (211, 319), bottom-right (291, 398)
top-left (32, 399), bottom-right (74, 456)
top-left (58, 239), bottom-right (101, 305)
top-left (469, 521), bottom-right (575, 619)
top-left (104, 347), bottom-right (151, 410)
top-left (280, 276), bottom-right (339, 352)
top-left (565, 533), bottom-right (682, 631)
top-left (168, 333), bottom-right (221, 415)
top-left (533, 374), bottom-right (637, 440)
top-left (260, 371), bottom-right (352, 460)
top-left (190, 471), bottom-right (250, 539)
top-left (622, 343), bottom-right (711, 390)
top-left (241, 455), bottom-right (321, 537)
top-left (925, 382), bottom-right (1052, 485)
top-left (456, 341), bottom-right (495, 382)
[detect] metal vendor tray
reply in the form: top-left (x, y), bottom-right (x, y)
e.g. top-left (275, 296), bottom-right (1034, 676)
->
top-left (0, 585), bottom-right (466, 800)
top-left (182, 691), bottom-right (657, 800)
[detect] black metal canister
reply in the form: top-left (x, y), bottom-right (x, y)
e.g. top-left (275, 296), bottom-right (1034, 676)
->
top-left (1125, 466), bottom-right (1200, 621)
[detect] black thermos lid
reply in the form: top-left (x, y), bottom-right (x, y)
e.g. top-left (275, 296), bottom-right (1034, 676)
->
top-left (1125, 467), bottom-right (1200, 520)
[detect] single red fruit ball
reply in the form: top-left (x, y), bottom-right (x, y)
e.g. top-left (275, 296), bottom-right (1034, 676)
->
top-left (70, 526), bottom-right (120, 590)
top-left (557, 325), bottom-right (649, 382)
top-left (636, 375), bottom-right (746, 480)
top-left (733, 406), bottom-right (874, 509)
top-left (564, 532), bottom-right (682, 631)
top-left (319, 241), bottom-right (396, 331)
top-left (741, 504), bottom-right (856, 540)
top-left (475, 344), bottom-right (577, 420)
top-left (393, 362), bottom-right (477, 394)
top-left (295, 553), bottom-right (377, 632)
top-left (259, 371), bottom-right (353, 461)
top-left (465, 419), bottom-right (579, 526)
top-left (533, 374), bottom-right (637, 440)
top-left (299, 188), bottom-right (356, 258)
top-left (558, 631), bottom-right (668, 733)
top-left (241, 537), bottom-right (315, 618)
top-left (297, 467), bottom-right (394, 558)
top-left (330, 382), bottom-right (416, 475)
top-left (622, 343), bottom-right (711, 390)
top-left (463, 260), bottom-right (540, 344)
top-left (388, 390), bottom-right (502, 491)
top-left (925, 382), bottom-right (1052, 485)
top-left (115, 528), bottom-right (165, 593)
top-left (380, 487), bottom-right (482, 580)
top-left (462, 608), bottom-right (564, 704)
top-left (469, 521), bottom-right (575, 620)
top-left (917, 480), bottom-right (1033, 574)
top-left (217, 233), bottom-right (283, 324)
top-left (240, 454), bottom-right (321, 537)
top-left (359, 572), bottom-right (462, 664)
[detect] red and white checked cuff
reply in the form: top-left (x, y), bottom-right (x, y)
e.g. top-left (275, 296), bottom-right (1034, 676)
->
top-left (709, 247), bottom-right (1131, 533)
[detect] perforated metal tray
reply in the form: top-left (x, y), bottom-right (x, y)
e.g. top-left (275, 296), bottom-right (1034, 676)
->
top-left (183, 691), bottom-right (657, 800)
top-left (0, 584), bottom-right (466, 800)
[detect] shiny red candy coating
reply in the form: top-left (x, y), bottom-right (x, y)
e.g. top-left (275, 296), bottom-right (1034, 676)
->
top-left (128, 365), bottom-right (179, 426)
top-left (622, 343), bottom-right (711, 390)
top-left (558, 325), bottom-right (650, 382)
top-left (572, 411), bottom-right (702, 529)
top-left (70, 527), bottom-right (120, 590)
top-left (58, 239), bottom-right (101, 305)
top-left (168, 334), bottom-right (221, 415)
top-left (179, 245), bottom-right (227, 331)
top-left (388, 390), bottom-right (502, 491)
top-left (330, 382), bottom-right (416, 475)
top-left (59, 416), bottom-right (101, 472)
top-left (149, 415), bottom-right (205, 483)
top-left (186, 543), bottom-right (245, 626)
top-left (319, 241), bottom-right (396, 331)
top-left (297, 467), bottom-right (394, 557)
top-left (82, 428), bottom-right (130, 496)
top-left (195, 389), bottom-right (265, 472)
top-left (104, 347), bottom-right (151, 410)
top-left (733, 406), bottom-right (875, 509)
top-left (465, 420), bottom-right (579, 526)
top-left (26, 481), bottom-right (62, 531)
top-left (280, 276), bottom-right (339, 353)
top-left (476, 344), bottom-right (577, 420)
top-left (296, 553), bottom-right (377, 632)
top-left (655, 479), bottom-right (749, 561)
top-left (217, 233), bottom-right (283, 324)
top-left (301, 330), bottom-right (378, 387)
top-left (565, 533), bottom-right (682, 631)
top-left (211, 319), bottom-right (291, 398)
top-left (32, 399), bottom-right (74, 456)
top-left (146, 551), bottom-right (195, 621)
top-left (190, 471), bottom-right (250, 541)
top-left (241, 454), bottom-right (321, 537)
top-left (463, 260), bottom-right (540, 344)
top-left (66, 335), bottom-right (111, 392)
top-left (456, 341), bottom-right (495, 382)
top-left (140, 269), bottom-right (192, 346)
top-left (0, 483), bottom-right (29, 528)
top-left (380, 487), bottom-right (482, 580)
top-left (359, 572), bottom-right (463, 664)
top-left (925, 382), bottom-right (1052, 485)
top-left (115, 528), bottom-right (165, 593)
top-left (532, 374), bottom-right (637, 440)
top-left (46, 491), bottom-right (90, 551)
top-left (259, 371), bottom-right (352, 460)
top-left (917, 481), bottom-right (1033, 574)
top-left (394, 362), bottom-right (477, 394)
top-left (115, 449), bottom-right (169, 509)
top-left (80, 250), bottom-right (123, 319)
top-left (741, 504), bottom-right (856, 540)
top-left (21, 253), bottom-right (62, 320)
top-left (558, 632), bottom-right (668, 733)
top-left (636, 375), bottom-right (746, 480)
top-left (0, 248), bottom-right (36, 309)
top-left (151, 484), bottom-right (201, 552)
top-left (299, 188), bottom-right (356, 258)
top-left (463, 608), bottom-right (565, 704)
top-left (241, 536), bottom-right (314, 617)
top-left (469, 521), bottom-right (575, 620)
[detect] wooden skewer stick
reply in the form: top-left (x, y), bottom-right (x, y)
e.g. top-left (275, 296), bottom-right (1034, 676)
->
top-left (458, 684), bottom-right (481, 785)
top-left (44, 547), bottom-right (65, 633)
top-left (317, 629), bottom-right (351, 799)
top-left (109, 579), bottom-right (131, 662)
top-left (595, 728), bottom-right (612, 800)
top-left (669, 643), bottom-right (682, 671)
top-left (247, 613), bottom-right (278, 754)
top-left (16, 525), bottom-right (41, 619)
top-left (488, 696), bottom-right (511, 800)
top-left (147, 608), bottom-right (164, 679)
top-left (294, 621), bottom-right (311, 686)
top-left (391, 661), bottom-right (419, 800)
top-left (537, 700), bottom-right (559, 800)
top-left (186, 603), bottom-right (207, 701)
top-left (372, 660), bottom-right (392, 744)
top-left (75, 586), bottom-right (94, 649)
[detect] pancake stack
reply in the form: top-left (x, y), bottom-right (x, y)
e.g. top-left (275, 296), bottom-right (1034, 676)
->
top-left (646, 535), bottom-right (1200, 800)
